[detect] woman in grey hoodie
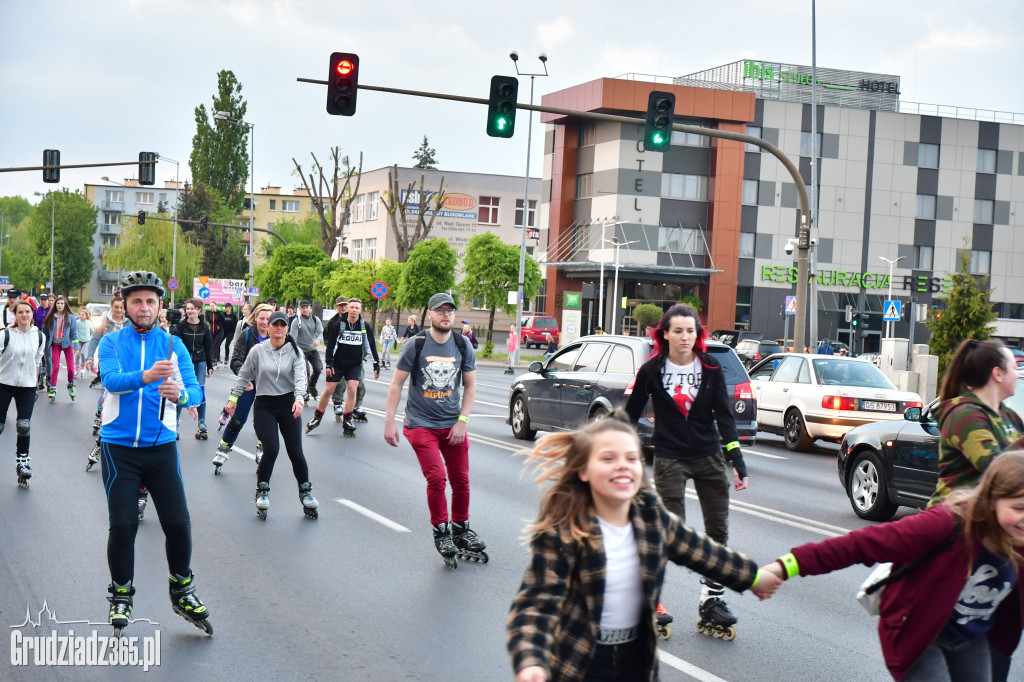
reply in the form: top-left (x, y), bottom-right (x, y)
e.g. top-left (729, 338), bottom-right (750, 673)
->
top-left (224, 311), bottom-right (319, 520)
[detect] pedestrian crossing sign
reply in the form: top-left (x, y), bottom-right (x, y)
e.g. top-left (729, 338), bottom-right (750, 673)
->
top-left (883, 300), bottom-right (901, 321)
top-left (784, 296), bottom-right (796, 315)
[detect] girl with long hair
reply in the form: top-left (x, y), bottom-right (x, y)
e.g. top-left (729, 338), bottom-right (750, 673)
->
top-left (42, 295), bottom-right (78, 402)
top-left (0, 301), bottom-right (45, 488)
top-left (507, 415), bottom-right (779, 682)
top-left (75, 307), bottom-right (92, 379)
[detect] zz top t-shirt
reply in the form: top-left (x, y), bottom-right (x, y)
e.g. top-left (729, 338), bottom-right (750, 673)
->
top-left (396, 331), bottom-right (476, 429)
top-left (662, 357), bottom-right (702, 417)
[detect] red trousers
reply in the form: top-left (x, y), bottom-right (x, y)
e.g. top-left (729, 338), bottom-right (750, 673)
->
top-left (404, 425), bottom-right (470, 525)
top-left (50, 345), bottom-right (75, 386)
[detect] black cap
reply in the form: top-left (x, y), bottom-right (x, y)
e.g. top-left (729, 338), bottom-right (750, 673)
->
top-left (6, 288), bottom-right (19, 298)
top-left (268, 311), bottom-right (289, 326)
top-left (299, 300), bottom-right (311, 307)
top-left (40, 293), bottom-right (49, 300)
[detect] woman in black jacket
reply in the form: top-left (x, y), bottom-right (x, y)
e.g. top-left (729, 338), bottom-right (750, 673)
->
top-left (173, 297), bottom-right (215, 439)
top-left (624, 303), bottom-right (749, 637)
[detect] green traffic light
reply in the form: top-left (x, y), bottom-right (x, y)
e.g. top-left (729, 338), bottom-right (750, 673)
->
top-left (496, 117), bottom-right (508, 130)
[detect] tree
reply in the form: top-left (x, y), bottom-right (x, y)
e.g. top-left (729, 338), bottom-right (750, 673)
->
top-left (175, 183), bottom-right (247, 279)
top-left (380, 165), bottom-right (448, 263)
top-left (632, 303), bottom-right (664, 335)
top-left (292, 148), bottom-right (362, 259)
top-left (458, 232), bottom-right (541, 342)
top-left (317, 258), bottom-right (403, 330)
top-left (189, 70), bottom-right (250, 214)
top-left (4, 215), bottom-right (44, 291)
top-left (0, 197), bottom-right (33, 281)
top-left (0, 196), bottom-right (32, 229)
top-left (253, 244), bottom-right (331, 304)
top-left (261, 215), bottom-right (322, 260)
top-left (398, 238), bottom-right (458, 322)
top-left (103, 213), bottom-right (204, 299)
top-left (412, 135), bottom-right (438, 169)
top-left (27, 190), bottom-right (97, 296)
top-left (926, 244), bottom-right (998, 380)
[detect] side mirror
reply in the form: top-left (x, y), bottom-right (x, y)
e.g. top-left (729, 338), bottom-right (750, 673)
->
top-left (904, 406), bottom-right (921, 422)
top-left (529, 362), bottom-right (544, 373)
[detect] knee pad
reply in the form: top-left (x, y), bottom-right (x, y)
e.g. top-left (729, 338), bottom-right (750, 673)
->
top-left (225, 417), bottom-right (246, 437)
top-left (15, 419), bottom-right (30, 436)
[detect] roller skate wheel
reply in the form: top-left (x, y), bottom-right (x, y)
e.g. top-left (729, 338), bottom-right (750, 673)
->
top-left (723, 626), bottom-right (736, 641)
top-left (657, 625), bottom-right (672, 640)
top-left (18, 478), bottom-right (30, 490)
top-left (86, 461), bottom-right (94, 472)
top-left (213, 464), bottom-right (221, 475)
top-left (697, 619), bottom-right (706, 634)
top-left (200, 619), bottom-right (213, 636)
top-left (304, 508), bottom-right (318, 520)
top-left (257, 509), bottom-right (267, 521)
top-left (112, 626), bottom-right (124, 639)
top-left (443, 556), bottom-right (458, 569)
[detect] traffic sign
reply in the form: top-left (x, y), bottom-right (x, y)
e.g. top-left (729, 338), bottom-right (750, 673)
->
top-left (784, 296), bottom-right (796, 315)
top-left (198, 276), bottom-right (210, 287)
top-left (0, 276), bottom-right (9, 285)
top-left (883, 300), bottom-right (902, 321)
top-left (247, 287), bottom-right (260, 296)
top-left (167, 278), bottom-right (179, 291)
top-left (198, 286), bottom-right (211, 299)
top-left (370, 281), bottom-right (388, 300)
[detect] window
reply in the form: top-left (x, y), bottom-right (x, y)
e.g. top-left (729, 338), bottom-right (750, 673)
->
top-left (282, 200), bottom-right (299, 213)
top-left (604, 346), bottom-right (635, 375)
top-left (269, 199), bottom-right (276, 211)
top-left (471, 296), bottom-right (489, 310)
top-left (735, 286), bottom-right (752, 328)
top-left (660, 173), bottom-right (708, 201)
top-left (244, 244), bottom-right (251, 258)
top-left (914, 245), bottom-right (933, 270)
top-left (969, 249), bottom-right (990, 275)
top-left (659, 227), bottom-right (701, 254)
top-left (977, 148), bottom-right (997, 173)
top-left (106, 190), bottom-right (123, 203)
top-left (745, 126), bottom-right (762, 152)
top-left (671, 128), bottom-right (708, 146)
top-left (578, 122), bottom-right (596, 147)
top-left (773, 356), bottom-right (805, 383)
top-left (351, 239), bottom-right (364, 262)
top-left (137, 192), bottom-right (154, 205)
top-left (352, 194), bottom-right (366, 222)
top-left (364, 238), bottom-right (377, 261)
top-left (1000, 303), bottom-right (1024, 320)
top-left (478, 196), bottom-right (499, 224)
top-left (742, 179), bottom-right (759, 205)
top-left (800, 131), bottom-right (822, 157)
top-left (367, 191), bottom-right (379, 220)
top-left (918, 143), bottom-right (939, 168)
top-left (547, 345), bottom-right (582, 373)
top-left (572, 344), bottom-right (608, 372)
top-left (575, 174), bottom-right (592, 200)
top-left (103, 213), bottom-right (119, 226)
top-left (974, 199), bottom-right (994, 224)
top-left (738, 233), bottom-right (755, 258)
top-left (915, 194), bottom-right (936, 219)
top-left (100, 282), bottom-right (118, 296)
top-left (102, 235), bottom-right (118, 248)
top-left (515, 199), bottom-right (537, 228)
top-left (159, 193), bottom-right (167, 204)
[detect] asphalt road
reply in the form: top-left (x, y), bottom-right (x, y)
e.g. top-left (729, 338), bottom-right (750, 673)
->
top-left (1, 360), bottom-right (1021, 681)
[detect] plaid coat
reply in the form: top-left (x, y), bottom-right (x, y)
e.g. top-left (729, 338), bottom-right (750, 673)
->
top-left (507, 491), bottom-right (759, 681)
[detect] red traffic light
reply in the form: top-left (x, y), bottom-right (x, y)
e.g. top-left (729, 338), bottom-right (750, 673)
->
top-left (327, 52), bottom-right (360, 116)
top-left (336, 59), bottom-right (354, 76)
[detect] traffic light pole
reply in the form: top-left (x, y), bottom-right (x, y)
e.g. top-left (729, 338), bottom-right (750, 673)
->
top-left (0, 159), bottom-right (156, 174)
top-left (297, 77), bottom-right (813, 348)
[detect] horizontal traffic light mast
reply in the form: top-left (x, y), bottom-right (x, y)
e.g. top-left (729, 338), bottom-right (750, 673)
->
top-left (136, 213), bottom-right (287, 245)
top-left (0, 155), bottom-right (159, 185)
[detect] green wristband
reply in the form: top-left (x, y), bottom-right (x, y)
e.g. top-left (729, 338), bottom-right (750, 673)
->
top-left (751, 569), bottom-right (761, 588)
top-left (779, 553), bottom-right (799, 579)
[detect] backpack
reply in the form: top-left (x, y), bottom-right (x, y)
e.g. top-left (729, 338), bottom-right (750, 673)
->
top-left (1, 328), bottom-right (45, 357)
top-left (410, 329), bottom-right (470, 386)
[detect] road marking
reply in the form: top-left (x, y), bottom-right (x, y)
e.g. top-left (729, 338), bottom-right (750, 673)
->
top-left (233, 446), bottom-right (255, 461)
top-left (658, 650), bottom-right (729, 682)
top-left (685, 491), bottom-right (849, 537)
top-left (335, 499), bottom-right (411, 533)
top-left (360, 407), bottom-right (523, 453)
top-left (743, 448), bottom-right (788, 460)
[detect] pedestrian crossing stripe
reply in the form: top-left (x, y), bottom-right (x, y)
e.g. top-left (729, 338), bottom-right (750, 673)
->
top-left (883, 301), bottom-right (900, 320)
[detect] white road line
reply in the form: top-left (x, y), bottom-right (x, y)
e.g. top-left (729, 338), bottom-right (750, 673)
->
top-left (743, 448), bottom-right (788, 460)
top-left (335, 499), bottom-right (412, 533)
top-left (684, 491), bottom-right (847, 537)
top-left (232, 446), bottom-right (255, 461)
top-left (726, 497), bottom-right (852, 534)
top-left (657, 650), bottom-right (729, 682)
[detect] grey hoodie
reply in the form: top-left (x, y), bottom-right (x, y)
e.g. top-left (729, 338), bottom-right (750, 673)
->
top-left (230, 338), bottom-right (307, 402)
top-left (289, 313), bottom-right (323, 352)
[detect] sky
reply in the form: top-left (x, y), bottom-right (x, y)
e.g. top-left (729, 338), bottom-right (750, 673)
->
top-left (1, 0), bottom-right (1020, 205)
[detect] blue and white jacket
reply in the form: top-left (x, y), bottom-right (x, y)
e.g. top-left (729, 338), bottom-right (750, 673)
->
top-left (97, 324), bottom-right (202, 447)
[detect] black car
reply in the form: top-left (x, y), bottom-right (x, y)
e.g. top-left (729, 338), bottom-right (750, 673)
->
top-left (837, 377), bottom-right (1024, 521)
top-left (734, 339), bottom-right (784, 369)
top-left (507, 335), bottom-right (756, 452)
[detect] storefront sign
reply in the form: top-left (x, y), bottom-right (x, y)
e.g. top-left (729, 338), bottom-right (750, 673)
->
top-left (742, 59), bottom-right (899, 95)
top-left (760, 266), bottom-right (952, 293)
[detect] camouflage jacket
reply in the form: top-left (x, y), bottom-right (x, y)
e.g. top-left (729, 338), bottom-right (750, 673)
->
top-left (928, 389), bottom-right (1024, 506)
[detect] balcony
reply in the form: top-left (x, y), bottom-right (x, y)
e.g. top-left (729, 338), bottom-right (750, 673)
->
top-left (102, 200), bottom-right (124, 212)
top-left (97, 267), bottom-right (121, 281)
top-left (100, 223), bottom-right (121, 235)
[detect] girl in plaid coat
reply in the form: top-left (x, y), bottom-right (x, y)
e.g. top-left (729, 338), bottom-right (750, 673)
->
top-left (507, 416), bottom-right (780, 681)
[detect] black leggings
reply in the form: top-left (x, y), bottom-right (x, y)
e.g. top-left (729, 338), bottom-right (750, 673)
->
top-left (254, 394), bottom-right (310, 485)
top-left (0, 383), bottom-right (35, 454)
top-left (101, 441), bottom-right (192, 584)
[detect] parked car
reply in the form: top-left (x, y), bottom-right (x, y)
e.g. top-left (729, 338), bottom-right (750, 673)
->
top-left (507, 336), bottom-right (757, 455)
top-left (747, 353), bottom-right (923, 451)
top-left (1010, 347), bottom-right (1024, 369)
top-left (86, 302), bottom-right (110, 330)
top-left (838, 376), bottom-right (1024, 521)
top-left (520, 316), bottom-right (560, 348)
top-left (735, 339), bottom-right (783, 368)
top-left (710, 329), bottom-right (761, 348)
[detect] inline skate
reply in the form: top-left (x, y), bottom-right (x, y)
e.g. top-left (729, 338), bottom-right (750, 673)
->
top-left (352, 408), bottom-right (368, 423)
top-left (168, 571), bottom-right (212, 635)
top-left (255, 441), bottom-right (263, 467)
top-left (107, 581), bottom-right (135, 638)
top-left (656, 603), bottom-right (674, 640)
top-left (195, 419), bottom-right (208, 440)
top-left (212, 442), bottom-right (230, 474)
top-left (92, 410), bottom-right (102, 436)
top-left (47, 386), bottom-right (56, 404)
top-left (696, 580), bottom-right (737, 641)
top-left (217, 409), bottom-right (229, 432)
top-left (432, 521), bottom-right (458, 569)
top-left (67, 382), bottom-right (75, 401)
top-left (137, 488), bottom-right (149, 521)
top-left (342, 413), bottom-right (357, 438)
top-left (16, 454), bottom-right (31, 489)
top-left (334, 403), bottom-right (344, 422)
top-left (298, 482), bottom-right (319, 520)
top-left (87, 442), bottom-right (101, 472)
top-left (305, 411), bottom-right (324, 434)
top-left (452, 520), bottom-right (488, 563)
top-left (254, 482), bottom-right (270, 520)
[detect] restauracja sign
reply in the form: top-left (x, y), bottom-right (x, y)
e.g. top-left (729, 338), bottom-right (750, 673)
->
top-left (761, 265), bottom-right (952, 293)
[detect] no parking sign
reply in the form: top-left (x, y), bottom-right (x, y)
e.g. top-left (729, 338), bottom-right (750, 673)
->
top-left (370, 281), bottom-right (388, 299)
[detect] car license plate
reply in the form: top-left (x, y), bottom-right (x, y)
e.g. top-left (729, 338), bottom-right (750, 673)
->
top-left (862, 400), bottom-right (896, 412)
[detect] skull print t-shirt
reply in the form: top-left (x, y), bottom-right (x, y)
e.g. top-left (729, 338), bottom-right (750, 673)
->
top-left (662, 357), bottom-right (702, 417)
top-left (397, 331), bottom-right (476, 429)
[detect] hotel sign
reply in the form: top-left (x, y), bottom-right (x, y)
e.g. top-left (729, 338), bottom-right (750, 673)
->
top-left (742, 60), bottom-right (900, 96)
top-left (761, 265), bottom-right (952, 293)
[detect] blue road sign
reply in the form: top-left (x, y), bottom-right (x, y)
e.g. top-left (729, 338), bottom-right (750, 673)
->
top-left (883, 300), bottom-right (901, 321)
top-left (370, 281), bottom-right (388, 299)
top-left (199, 286), bottom-right (211, 299)
top-left (784, 296), bottom-right (796, 315)
top-left (167, 278), bottom-right (179, 291)
top-left (0, 276), bottom-right (10, 285)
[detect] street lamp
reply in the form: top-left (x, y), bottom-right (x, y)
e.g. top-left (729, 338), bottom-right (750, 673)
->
top-left (213, 110), bottom-right (255, 299)
top-left (510, 53), bottom-right (548, 372)
top-left (596, 218), bottom-right (623, 333)
top-left (878, 255), bottom-right (905, 338)
top-left (602, 237), bottom-right (638, 335)
top-left (33, 191), bottom-right (55, 295)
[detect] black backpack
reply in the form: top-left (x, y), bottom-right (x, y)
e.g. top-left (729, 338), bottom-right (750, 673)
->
top-left (410, 329), bottom-right (470, 386)
top-left (1, 328), bottom-right (45, 357)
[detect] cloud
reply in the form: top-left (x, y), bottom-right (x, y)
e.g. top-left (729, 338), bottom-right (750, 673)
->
top-left (914, 27), bottom-right (1007, 52)
top-left (535, 16), bottom-right (575, 49)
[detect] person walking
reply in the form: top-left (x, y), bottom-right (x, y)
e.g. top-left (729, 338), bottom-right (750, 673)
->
top-left (816, 338), bottom-right (834, 355)
top-left (172, 298), bottom-right (215, 440)
top-left (96, 271), bottom-right (211, 637)
top-left (624, 303), bottom-right (750, 637)
top-left (402, 315), bottom-right (421, 342)
top-left (289, 300), bottom-right (323, 404)
top-left (383, 292), bottom-right (482, 568)
top-left (322, 296), bottom-right (349, 421)
top-left (223, 311), bottom-right (319, 520)
top-left (2, 288), bottom-right (20, 327)
top-left (0, 300), bottom-right (45, 488)
top-left (209, 304), bottom-right (226, 366)
top-left (507, 416), bottom-right (780, 682)
top-left (379, 318), bottom-right (397, 370)
top-left (762, 450), bottom-right (1024, 682)
top-left (42, 295), bottom-right (78, 403)
top-left (461, 321), bottom-right (478, 353)
top-left (221, 303), bottom-right (238, 363)
top-left (75, 307), bottom-right (93, 379)
top-left (505, 322), bottom-right (519, 374)
top-left (543, 333), bottom-right (557, 360)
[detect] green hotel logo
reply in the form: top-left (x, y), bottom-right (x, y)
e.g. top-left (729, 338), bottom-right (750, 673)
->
top-left (742, 59), bottom-right (896, 93)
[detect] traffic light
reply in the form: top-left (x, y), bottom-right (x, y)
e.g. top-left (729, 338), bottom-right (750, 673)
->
top-left (199, 214), bottom-right (208, 230)
top-left (42, 149), bottom-right (60, 183)
top-left (859, 312), bottom-right (869, 329)
top-left (845, 305), bottom-right (853, 323)
top-left (486, 75), bottom-right (519, 138)
top-left (327, 52), bottom-right (359, 116)
top-left (139, 152), bottom-right (156, 186)
top-left (851, 314), bottom-right (859, 328)
top-left (138, 211), bottom-right (146, 225)
top-left (644, 91), bottom-right (675, 152)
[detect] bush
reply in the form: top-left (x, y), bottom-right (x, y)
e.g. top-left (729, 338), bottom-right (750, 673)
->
top-left (632, 303), bottom-right (664, 334)
top-left (482, 339), bottom-right (495, 358)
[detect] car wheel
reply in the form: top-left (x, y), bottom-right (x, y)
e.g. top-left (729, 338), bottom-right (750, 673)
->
top-left (510, 394), bottom-right (537, 440)
top-left (589, 406), bottom-right (608, 421)
top-left (848, 450), bottom-right (898, 521)
top-left (782, 409), bottom-right (814, 451)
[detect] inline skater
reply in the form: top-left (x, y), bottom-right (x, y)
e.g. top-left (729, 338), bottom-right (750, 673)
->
top-left (223, 311), bottom-right (318, 520)
top-left (306, 297), bottom-right (379, 437)
top-left (172, 298), bottom-right (215, 440)
top-left (379, 317), bottom-right (397, 370)
top-left (322, 296), bottom-right (348, 421)
top-left (96, 271), bottom-right (211, 637)
top-left (32, 293), bottom-right (51, 389)
top-left (383, 292), bottom-right (482, 568)
top-left (624, 304), bottom-right (750, 640)
top-left (0, 300), bottom-right (45, 488)
top-left (42, 295), bottom-right (78, 403)
top-left (75, 307), bottom-right (92, 380)
top-left (289, 300), bottom-right (323, 404)
top-left (220, 303), bottom-right (238, 364)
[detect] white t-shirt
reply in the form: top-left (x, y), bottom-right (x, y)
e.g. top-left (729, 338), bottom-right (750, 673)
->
top-left (662, 357), bottom-right (703, 417)
top-left (598, 517), bottom-right (643, 629)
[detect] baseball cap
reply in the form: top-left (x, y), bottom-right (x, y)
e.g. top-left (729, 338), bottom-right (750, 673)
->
top-left (428, 293), bottom-right (456, 310)
top-left (334, 295), bottom-right (349, 306)
top-left (268, 311), bottom-right (289, 326)
top-left (299, 300), bottom-right (311, 307)
top-left (462, 320), bottom-right (469, 324)
top-left (40, 293), bottom-right (49, 300)
top-left (6, 288), bottom-right (19, 298)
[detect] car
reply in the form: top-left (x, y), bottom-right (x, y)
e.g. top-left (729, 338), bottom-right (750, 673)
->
top-left (838, 376), bottom-right (1024, 521)
top-left (507, 336), bottom-right (757, 455)
top-left (1010, 347), bottom-right (1024, 369)
top-left (520, 316), bottom-right (559, 349)
top-left (735, 339), bottom-right (783, 368)
top-left (747, 353), bottom-right (923, 452)
top-left (86, 302), bottom-right (110, 330)
top-left (710, 329), bottom-right (761, 348)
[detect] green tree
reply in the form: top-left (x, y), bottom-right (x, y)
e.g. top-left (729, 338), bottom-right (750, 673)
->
top-left (262, 215), bottom-right (322, 260)
top-left (458, 232), bottom-right (541, 342)
top-left (102, 213), bottom-right (204, 300)
top-left (175, 183), bottom-right (247, 279)
top-left (253, 244), bottom-right (331, 303)
top-left (27, 190), bottom-right (97, 297)
top-left (632, 303), bottom-right (664, 334)
top-left (926, 246), bottom-right (998, 380)
top-left (0, 196), bottom-right (32, 231)
top-left (4, 215), bottom-right (44, 291)
top-left (317, 258), bottom-right (403, 330)
top-left (412, 135), bottom-right (438, 169)
top-left (189, 70), bottom-right (250, 214)
top-left (399, 238), bottom-right (458, 322)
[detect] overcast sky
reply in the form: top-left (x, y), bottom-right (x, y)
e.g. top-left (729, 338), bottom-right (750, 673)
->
top-left (1, 0), bottom-right (1019, 205)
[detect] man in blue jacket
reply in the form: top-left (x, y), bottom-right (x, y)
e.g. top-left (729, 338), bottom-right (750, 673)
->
top-left (97, 271), bottom-right (212, 636)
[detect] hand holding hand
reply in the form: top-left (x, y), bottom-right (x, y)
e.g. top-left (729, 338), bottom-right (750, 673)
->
top-left (516, 666), bottom-right (547, 682)
top-left (751, 567), bottom-right (783, 600)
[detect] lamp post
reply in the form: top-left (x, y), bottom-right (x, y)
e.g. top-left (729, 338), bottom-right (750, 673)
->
top-left (510, 52), bottom-right (548, 371)
top-left (602, 237), bottom-right (638, 335)
top-left (33, 191), bottom-right (55, 295)
top-left (213, 111), bottom-right (255, 300)
top-left (878, 255), bottom-right (905, 338)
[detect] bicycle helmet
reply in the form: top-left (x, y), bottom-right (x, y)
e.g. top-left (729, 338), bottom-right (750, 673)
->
top-left (119, 270), bottom-right (165, 298)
